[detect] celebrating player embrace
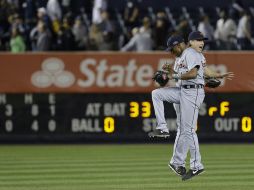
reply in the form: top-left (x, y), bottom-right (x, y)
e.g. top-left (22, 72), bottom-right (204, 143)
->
top-left (149, 31), bottom-right (234, 181)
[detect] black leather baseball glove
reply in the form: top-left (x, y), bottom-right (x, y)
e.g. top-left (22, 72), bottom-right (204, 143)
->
top-left (152, 70), bottom-right (169, 87)
top-left (205, 77), bottom-right (221, 88)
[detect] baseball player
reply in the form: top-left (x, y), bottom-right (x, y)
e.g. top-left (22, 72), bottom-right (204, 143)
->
top-left (150, 31), bottom-right (234, 181)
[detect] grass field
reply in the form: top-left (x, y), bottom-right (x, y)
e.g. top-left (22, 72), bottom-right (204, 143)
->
top-left (0, 144), bottom-right (254, 190)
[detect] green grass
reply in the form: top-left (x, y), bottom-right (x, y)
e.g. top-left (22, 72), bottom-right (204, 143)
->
top-left (0, 144), bottom-right (254, 190)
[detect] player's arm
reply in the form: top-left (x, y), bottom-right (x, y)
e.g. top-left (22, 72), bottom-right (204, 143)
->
top-left (204, 67), bottom-right (234, 80)
top-left (204, 67), bottom-right (221, 78)
top-left (178, 66), bottom-right (199, 80)
top-left (168, 66), bottom-right (199, 80)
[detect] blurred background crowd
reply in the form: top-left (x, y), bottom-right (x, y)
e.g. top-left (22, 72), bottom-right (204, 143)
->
top-left (0, 0), bottom-right (254, 53)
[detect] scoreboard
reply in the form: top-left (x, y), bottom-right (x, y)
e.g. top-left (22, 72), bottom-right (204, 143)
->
top-left (0, 93), bottom-right (253, 142)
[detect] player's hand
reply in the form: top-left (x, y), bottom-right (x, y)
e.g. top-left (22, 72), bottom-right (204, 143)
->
top-left (162, 63), bottom-right (171, 71)
top-left (162, 64), bottom-right (175, 79)
top-left (164, 69), bottom-right (174, 80)
top-left (219, 72), bottom-right (234, 80)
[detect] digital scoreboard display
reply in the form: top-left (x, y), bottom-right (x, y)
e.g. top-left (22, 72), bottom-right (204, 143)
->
top-left (0, 93), bottom-right (253, 142)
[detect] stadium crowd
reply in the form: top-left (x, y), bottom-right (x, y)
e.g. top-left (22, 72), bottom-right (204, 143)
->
top-left (0, 0), bottom-right (254, 52)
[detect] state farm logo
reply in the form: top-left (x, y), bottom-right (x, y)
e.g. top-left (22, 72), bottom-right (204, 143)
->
top-left (31, 58), bottom-right (75, 88)
top-left (31, 57), bottom-right (174, 89)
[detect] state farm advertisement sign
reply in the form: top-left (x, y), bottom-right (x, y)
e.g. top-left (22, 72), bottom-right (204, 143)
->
top-left (0, 52), bottom-right (253, 93)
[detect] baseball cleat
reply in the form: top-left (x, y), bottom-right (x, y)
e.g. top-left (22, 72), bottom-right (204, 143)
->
top-left (148, 129), bottom-right (170, 138)
top-left (168, 163), bottom-right (186, 176)
top-left (182, 169), bottom-right (205, 181)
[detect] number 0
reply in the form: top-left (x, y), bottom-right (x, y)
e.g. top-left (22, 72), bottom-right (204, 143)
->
top-left (242, 117), bottom-right (252, 133)
top-left (104, 117), bottom-right (115, 133)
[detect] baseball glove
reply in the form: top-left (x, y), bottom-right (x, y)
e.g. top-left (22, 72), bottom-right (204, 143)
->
top-left (205, 77), bottom-right (221, 88)
top-left (152, 70), bottom-right (169, 87)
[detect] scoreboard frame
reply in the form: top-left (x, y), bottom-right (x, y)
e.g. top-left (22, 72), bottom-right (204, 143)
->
top-left (0, 93), bottom-right (253, 143)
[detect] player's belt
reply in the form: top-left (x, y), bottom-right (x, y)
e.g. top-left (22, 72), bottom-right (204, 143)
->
top-left (182, 84), bottom-right (204, 89)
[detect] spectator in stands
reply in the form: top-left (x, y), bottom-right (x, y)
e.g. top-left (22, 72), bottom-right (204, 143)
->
top-left (92, 0), bottom-right (107, 24)
top-left (1, 0), bottom-right (254, 52)
top-left (198, 15), bottom-right (214, 41)
top-left (214, 10), bottom-right (237, 50)
top-left (175, 16), bottom-right (191, 41)
top-left (99, 31), bottom-right (116, 50)
top-left (72, 16), bottom-right (88, 50)
top-left (153, 11), bottom-right (169, 50)
top-left (236, 10), bottom-right (252, 50)
top-left (9, 27), bottom-right (26, 53)
top-left (121, 26), bottom-right (153, 51)
top-left (10, 14), bottom-right (26, 35)
top-left (55, 16), bottom-right (75, 51)
top-left (8, 13), bottom-right (31, 49)
top-left (37, 7), bottom-right (51, 29)
top-left (140, 16), bottom-right (152, 36)
top-left (98, 11), bottom-right (115, 34)
top-left (97, 10), bottom-right (118, 50)
top-left (197, 15), bottom-right (215, 50)
top-left (36, 21), bottom-right (51, 51)
top-left (88, 24), bottom-right (104, 50)
top-left (214, 9), bottom-right (226, 48)
top-left (29, 20), bottom-right (41, 51)
top-left (124, 0), bottom-right (140, 29)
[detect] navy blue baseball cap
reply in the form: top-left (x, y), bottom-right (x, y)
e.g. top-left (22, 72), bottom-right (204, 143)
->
top-left (165, 35), bottom-right (184, 51)
top-left (188, 31), bottom-right (208, 41)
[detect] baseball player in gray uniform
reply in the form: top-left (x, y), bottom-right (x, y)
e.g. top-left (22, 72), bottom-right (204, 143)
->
top-left (150, 31), bottom-right (234, 181)
top-left (149, 35), bottom-right (186, 138)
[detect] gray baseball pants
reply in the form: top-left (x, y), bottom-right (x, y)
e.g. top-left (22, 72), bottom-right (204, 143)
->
top-left (151, 86), bottom-right (205, 170)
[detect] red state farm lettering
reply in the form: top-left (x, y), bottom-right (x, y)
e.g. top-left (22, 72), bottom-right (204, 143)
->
top-left (77, 58), bottom-right (153, 87)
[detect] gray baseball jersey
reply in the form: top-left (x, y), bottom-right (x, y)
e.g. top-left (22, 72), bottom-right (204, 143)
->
top-left (175, 47), bottom-right (206, 85)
